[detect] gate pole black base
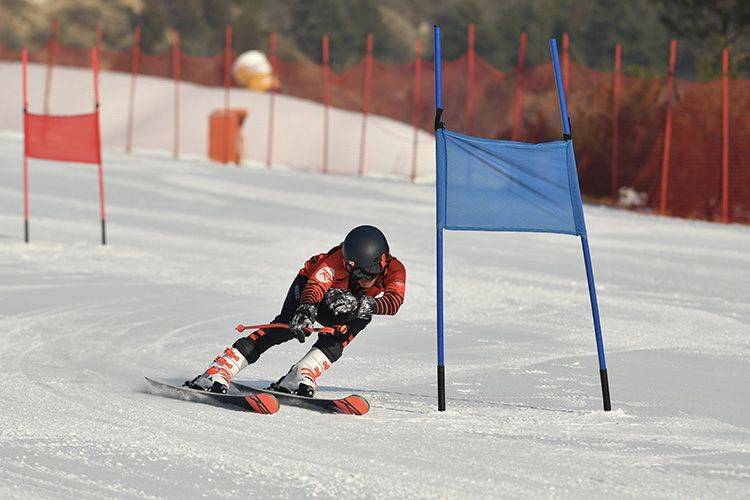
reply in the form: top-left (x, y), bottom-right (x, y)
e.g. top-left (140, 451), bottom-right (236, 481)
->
top-left (600, 368), bottom-right (611, 411)
top-left (101, 219), bottom-right (107, 246)
top-left (24, 219), bottom-right (29, 243)
top-left (437, 364), bottom-right (445, 411)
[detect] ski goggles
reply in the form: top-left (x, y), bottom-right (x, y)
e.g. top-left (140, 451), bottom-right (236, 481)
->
top-left (345, 260), bottom-right (381, 280)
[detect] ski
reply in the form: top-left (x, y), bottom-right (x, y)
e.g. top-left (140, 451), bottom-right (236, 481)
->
top-left (144, 377), bottom-right (279, 415)
top-left (231, 381), bottom-right (369, 415)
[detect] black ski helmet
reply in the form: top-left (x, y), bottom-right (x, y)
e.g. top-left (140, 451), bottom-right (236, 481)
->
top-left (343, 225), bottom-right (389, 279)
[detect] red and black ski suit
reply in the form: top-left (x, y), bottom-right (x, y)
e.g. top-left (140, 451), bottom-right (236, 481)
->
top-left (232, 244), bottom-right (406, 365)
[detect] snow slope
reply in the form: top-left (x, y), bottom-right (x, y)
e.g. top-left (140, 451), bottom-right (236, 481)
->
top-left (0, 136), bottom-right (748, 498)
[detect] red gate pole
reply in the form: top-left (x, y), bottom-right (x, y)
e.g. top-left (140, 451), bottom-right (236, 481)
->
top-left (172, 33), bottom-right (180, 160)
top-left (659, 39), bottom-right (678, 216)
top-left (266, 31), bottom-right (278, 168)
top-left (410, 38), bottom-right (422, 182)
top-left (562, 32), bottom-right (570, 94)
top-left (43, 18), bottom-right (58, 115)
top-left (511, 32), bottom-right (527, 141)
top-left (322, 35), bottom-right (330, 173)
top-left (92, 48), bottom-right (107, 245)
top-left (223, 25), bottom-right (232, 164)
top-left (466, 23), bottom-right (475, 135)
top-left (611, 43), bottom-right (622, 205)
top-left (358, 32), bottom-right (373, 176)
top-left (22, 49), bottom-right (29, 243)
top-left (721, 48), bottom-right (730, 223)
top-left (125, 25), bottom-right (141, 153)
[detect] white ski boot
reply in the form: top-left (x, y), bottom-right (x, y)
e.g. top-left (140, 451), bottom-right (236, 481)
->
top-left (273, 348), bottom-right (331, 397)
top-left (185, 346), bottom-right (249, 394)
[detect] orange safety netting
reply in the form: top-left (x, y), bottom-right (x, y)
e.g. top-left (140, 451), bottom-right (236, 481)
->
top-left (2, 37), bottom-right (748, 224)
top-left (728, 80), bottom-right (750, 223)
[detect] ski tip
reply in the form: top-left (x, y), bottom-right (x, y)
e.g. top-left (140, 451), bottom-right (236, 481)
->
top-left (144, 377), bottom-right (160, 388)
top-left (333, 395), bottom-right (370, 415)
top-left (244, 393), bottom-right (280, 414)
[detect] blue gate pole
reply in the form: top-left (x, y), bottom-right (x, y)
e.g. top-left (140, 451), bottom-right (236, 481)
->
top-left (550, 39), bottom-right (611, 411)
top-left (580, 234), bottom-right (611, 410)
top-left (550, 39), bottom-right (571, 140)
top-left (434, 25), bottom-right (446, 411)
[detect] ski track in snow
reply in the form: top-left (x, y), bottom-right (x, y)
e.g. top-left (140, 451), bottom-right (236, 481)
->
top-left (0, 138), bottom-right (749, 499)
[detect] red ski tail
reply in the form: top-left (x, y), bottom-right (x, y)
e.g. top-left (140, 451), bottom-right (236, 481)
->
top-left (332, 395), bottom-right (370, 415)
top-left (244, 393), bottom-right (280, 414)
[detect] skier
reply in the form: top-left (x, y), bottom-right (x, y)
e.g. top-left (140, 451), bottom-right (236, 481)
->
top-left (186, 225), bottom-right (406, 397)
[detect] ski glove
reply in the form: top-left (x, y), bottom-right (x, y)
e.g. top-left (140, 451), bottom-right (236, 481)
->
top-left (325, 288), bottom-right (359, 316)
top-left (355, 295), bottom-right (377, 321)
top-left (290, 304), bottom-right (317, 343)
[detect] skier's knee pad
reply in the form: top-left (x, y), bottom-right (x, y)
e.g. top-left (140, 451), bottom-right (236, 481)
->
top-left (232, 337), bottom-right (260, 364)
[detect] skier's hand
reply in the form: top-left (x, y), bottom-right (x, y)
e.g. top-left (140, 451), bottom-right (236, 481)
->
top-left (290, 304), bottom-right (317, 343)
top-left (355, 295), bottom-right (376, 321)
top-left (325, 288), bottom-right (359, 316)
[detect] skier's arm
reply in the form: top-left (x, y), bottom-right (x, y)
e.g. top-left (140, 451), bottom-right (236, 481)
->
top-left (372, 261), bottom-right (406, 316)
top-left (300, 261), bottom-right (337, 306)
top-left (295, 259), bottom-right (336, 342)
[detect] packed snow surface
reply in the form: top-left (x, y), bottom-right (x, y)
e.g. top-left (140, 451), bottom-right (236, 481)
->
top-left (0, 136), bottom-right (748, 498)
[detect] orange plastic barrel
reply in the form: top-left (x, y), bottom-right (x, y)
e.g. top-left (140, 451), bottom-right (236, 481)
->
top-left (209, 109), bottom-right (247, 164)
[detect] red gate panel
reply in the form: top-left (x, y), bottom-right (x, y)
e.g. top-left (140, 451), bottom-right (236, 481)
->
top-left (24, 112), bottom-right (100, 164)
